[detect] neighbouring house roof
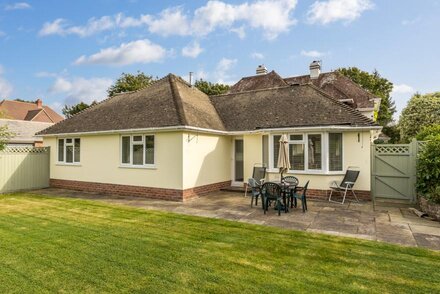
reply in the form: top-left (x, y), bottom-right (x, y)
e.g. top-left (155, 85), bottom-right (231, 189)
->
top-left (228, 70), bottom-right (288, 93)
top-left (38, 74), bottom-right (226, 135)
top-left (0, 119), bottom-right (53, 144)
top-left (210, 84), bottom-right (376, 132)
top-left (0, 100), bottom-right (64, 123)
top-left (284, 72), bottom-right (377, 109)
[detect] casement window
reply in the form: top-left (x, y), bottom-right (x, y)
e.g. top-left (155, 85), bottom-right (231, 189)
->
top-left (268, 132), bottom-right (343, 174)
top-left (121, 135), bottom-right (155, 167)
top-left (329, 133), bottom-right (343, 171)
top-left (57, 138), bottom-right (80, 164)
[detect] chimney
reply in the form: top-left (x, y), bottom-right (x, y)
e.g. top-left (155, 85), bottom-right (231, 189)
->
top-left (256, 64), bottom-right (268, 75)
top-left (36, 98), bottom-right (42, 109)
top-left (309, 61), bottom-right (321, 79)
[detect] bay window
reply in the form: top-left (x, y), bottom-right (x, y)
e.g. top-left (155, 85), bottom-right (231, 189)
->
top-left (57, 138), bottom-right (80, 164)
top-left (121, 135), bottom-right (155, 167)
top-left (269, 132), bottom-right (343, 173)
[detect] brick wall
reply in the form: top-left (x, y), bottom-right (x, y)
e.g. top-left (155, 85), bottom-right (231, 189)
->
top-left (49, 179), bottom-right (231, 202)
top-left (307, 188), bottom-right (371, 201)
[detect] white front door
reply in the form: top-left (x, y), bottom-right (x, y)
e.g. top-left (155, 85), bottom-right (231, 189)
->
top-left (232, 138), bottom-right (244, 186)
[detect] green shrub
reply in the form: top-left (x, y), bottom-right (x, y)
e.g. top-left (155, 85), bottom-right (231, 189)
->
top-left (416, 124), bottom-right (440, 141)
top-left (416, 135), bottom-right (440, 204)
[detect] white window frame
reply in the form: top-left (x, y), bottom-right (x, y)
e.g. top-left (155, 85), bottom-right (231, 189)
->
top-left (268, 132), bottom-right (344, 174)
top-left (327, 132), bottom-right (344, 174)
top-left (120, 134), bottom-right (156, 169)
top-left (57, 137), bottom-right (81, 165)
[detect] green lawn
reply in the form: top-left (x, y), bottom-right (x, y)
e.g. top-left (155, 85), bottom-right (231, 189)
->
top-left (0, 194), bottom-right (439, 293)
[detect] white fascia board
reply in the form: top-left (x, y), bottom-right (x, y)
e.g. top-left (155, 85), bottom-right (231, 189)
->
top-left (41, 124), bottom-right (382, 137)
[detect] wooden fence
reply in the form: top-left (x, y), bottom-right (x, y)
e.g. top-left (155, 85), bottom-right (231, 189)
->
top-left (0, 146), bottom-right (50, 193)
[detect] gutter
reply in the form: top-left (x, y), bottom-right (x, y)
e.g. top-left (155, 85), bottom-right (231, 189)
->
top-left (40, 125), bottom-right (382, 137)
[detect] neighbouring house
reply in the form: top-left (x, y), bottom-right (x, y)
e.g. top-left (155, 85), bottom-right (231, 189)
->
top-left (38, 70), bottom-right (380, 201)
top-left (231, 62), bottom-right (382, 122)
top-left (0, 99), bottom-right (64, 146)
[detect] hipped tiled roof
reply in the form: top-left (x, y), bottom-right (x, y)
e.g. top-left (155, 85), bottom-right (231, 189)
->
top-left (210, 84), bottom-right (376, 131)
top-left (39, 73), bottom-right (377, 136)
top-left (38, 74), bottom-right (225, 135)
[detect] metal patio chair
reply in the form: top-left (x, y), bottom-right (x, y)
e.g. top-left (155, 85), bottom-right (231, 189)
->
top-left (244, 164), bottom-right (266, 197)
top-left (328, 167), bottom-right (360, 204)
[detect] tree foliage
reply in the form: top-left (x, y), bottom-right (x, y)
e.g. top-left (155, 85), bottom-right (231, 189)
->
top-left (0, 111), bottom-right (11, 150)
top-left (14, 98), bottom-right (36, 103)
top-left (337, 67), bottom-right (396, 126)
top-left (415, 124), bottom-right (440, 141)
top-left (62, 101), bottom-right (97, 118)
top-left (416, 135), bottom-right (440, 204)
top-left (108, 71), bottom-right (156, 97)
top-left (399, 92), bottom-right (440, 142)
top-left (194, 79), bottom-right (230, 96)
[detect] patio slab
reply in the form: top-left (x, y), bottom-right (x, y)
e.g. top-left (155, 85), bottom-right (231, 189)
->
top-left (29, 188), bottom-right (440, 250)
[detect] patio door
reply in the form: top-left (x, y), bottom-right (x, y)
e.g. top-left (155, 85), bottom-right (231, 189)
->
top-left (232, 138), bottom-right (244, 186)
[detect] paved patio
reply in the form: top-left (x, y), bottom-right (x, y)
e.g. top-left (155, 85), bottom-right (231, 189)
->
top-left (31, 188), bottom-right (440, 250)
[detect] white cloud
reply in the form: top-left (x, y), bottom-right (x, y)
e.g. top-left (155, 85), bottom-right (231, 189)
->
top-left (307, 0), bottom-right (373, 25)
top-left (4, 2), bottom-right (31, 10)
top-left (250, 52), bottom-right (264, 59)
top-left (74, 39), bottom-right (167, 66)
top-left (39, 0), bottom-right (297, 40)
top-left (215, 58), bottom-right (237, 84)
top-left (0, 30), bottom-right (5, 37)
top-left (0, 65), bottom-right (13, 98)
top-left (300, 50), bottom-right (327, 58)
top-left (181, 41), bottom-right (203, 58)
top-left (49, 76), bottom-right (113, 105)
top-left (230, 26), bottom-right (246, 39)
top-left (392, 84), bottom-right (414, 94)
top-left (146, 7), bottom-right (190, 36)
top-left (402, 17), bottom-right (420, 26)
top-left (192, 0), bottom-right (298, 40)
top-left (39, 18), bottom-right (67, 36)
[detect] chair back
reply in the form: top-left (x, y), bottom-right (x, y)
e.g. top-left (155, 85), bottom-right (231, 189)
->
top-left (248, 178), bottom-right (259, 188)
top-left (302, 181), bottom-right (310, 196)
top-left (283, 176), bottom-right (299, 186)
top-left (252, 166), bottom-right (266, 182)
top-left (261, 182), bottom-right (281, 199)
top-left (340, 168), bottom-right (360, 188)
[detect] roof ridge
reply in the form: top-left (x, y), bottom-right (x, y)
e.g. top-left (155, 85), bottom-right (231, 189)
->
top-left (306, 83), bottom-right (377, 126)
top-left (168, 74), bottom-right (188, 126)
top-left (212, 84), bottom-right (298, 98)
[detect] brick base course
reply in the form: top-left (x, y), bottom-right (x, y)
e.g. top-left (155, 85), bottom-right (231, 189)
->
top-left (307, 188), bottom-right (371, 201)
top-left (50, 179), bottom-right (231, 202)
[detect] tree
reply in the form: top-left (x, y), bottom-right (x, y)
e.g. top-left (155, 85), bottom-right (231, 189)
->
top-left (194, 79), bottom-right (230, 96)
top-left (0, 111), bottom-right (11, 150)
top-left (62, 101), bottom-right (97, 118)
top-left (108, 71), bottom-right (156, 97)
top-left (14, 98), bottom-right (36, 103)
top-left (399, 92), bottom-right (440, 142)
top-left (337, 67), bottom-right (396, 126)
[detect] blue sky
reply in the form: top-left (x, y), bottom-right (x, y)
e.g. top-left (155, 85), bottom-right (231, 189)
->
top-left (0, 0), bottom-right (439, 120)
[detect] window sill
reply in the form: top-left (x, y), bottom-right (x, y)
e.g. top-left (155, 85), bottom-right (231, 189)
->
top-left (267, 169), bottom-right (345, 175)
top-left (119, 165), bottom-right (157, 170)
top-left (56, 163), bottom-right (81, 167)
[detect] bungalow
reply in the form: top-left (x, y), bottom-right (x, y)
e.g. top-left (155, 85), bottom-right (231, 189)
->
top-left (38, 68), bottom-right (380, 201)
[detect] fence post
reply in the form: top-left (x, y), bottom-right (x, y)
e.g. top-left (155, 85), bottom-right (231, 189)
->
top-left (409, 139), bottom-right (418, 203)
